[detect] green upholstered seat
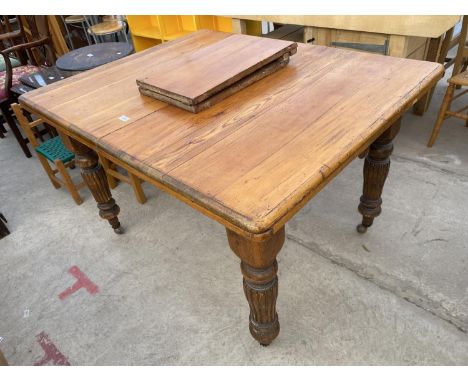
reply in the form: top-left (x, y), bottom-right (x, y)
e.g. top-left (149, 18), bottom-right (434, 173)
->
top-left (35, 136), bottom-right (75, 163)
top-left (0, 56), bottom-right (21, 71)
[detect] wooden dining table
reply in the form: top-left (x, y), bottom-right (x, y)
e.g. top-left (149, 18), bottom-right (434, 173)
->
top-left (19, 30), bottom-right (443, 346)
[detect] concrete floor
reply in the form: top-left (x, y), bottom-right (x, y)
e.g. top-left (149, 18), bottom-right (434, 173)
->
top-left (1, 67), bottom-right (468, 365)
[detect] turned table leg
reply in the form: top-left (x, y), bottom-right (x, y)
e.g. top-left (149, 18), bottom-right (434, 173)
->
top-left (357, 119), bottom-right (401, 233)
top-left (226, 226), bottom-right (285, 346)
top-left (67, 137), bottom-right (123, 234)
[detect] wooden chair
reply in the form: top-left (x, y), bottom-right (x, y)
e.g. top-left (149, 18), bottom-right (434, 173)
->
top-left (98, 150), bottom-right (147, 204)
top-left (0, 15), bottom-right (55, 157)
top-left (13, 103), bottom-right (146, 205)
top-left (427, 71), bottom-right (468, 147)
top-left (12, 103), bottom-right (85, 205)
top-left (427, 17), bottom-right (468, 147)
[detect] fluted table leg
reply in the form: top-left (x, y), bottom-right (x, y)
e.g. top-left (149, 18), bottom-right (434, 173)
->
top-left (68, 137), bottom-right (123, 234)
top-left (226, 226), bottom-right (285, 346)
top-left (357, 118), bottom-right (401, 233)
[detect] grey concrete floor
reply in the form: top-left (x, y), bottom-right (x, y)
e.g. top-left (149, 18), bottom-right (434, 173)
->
top-left (1, 67), bottom-right (468, 365)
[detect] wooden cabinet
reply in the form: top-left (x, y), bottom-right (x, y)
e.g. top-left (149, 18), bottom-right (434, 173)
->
top-left (231, 16), bottom-right (461, 115)
top-left (232, 16), bottom-right (460, 58)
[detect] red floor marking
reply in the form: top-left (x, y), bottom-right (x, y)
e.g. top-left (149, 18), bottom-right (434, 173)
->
top-left (58, 265), bottom-right (99, 300)
top-left (34, 332), bottom-right (70, 366)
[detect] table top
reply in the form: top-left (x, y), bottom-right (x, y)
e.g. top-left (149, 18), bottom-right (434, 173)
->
top-left (136, 34), bottom-right (296, 107)
top-left (19, 30), bottom-right (443, 234)
top-left (19, 66), bottom-right (78, 89)
top-left (231, 16), bottom-right (461, 38)
top-left (56, 42), bottom-right (133, 71)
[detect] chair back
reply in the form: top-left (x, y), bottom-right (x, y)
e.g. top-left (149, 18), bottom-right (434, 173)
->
top-left (0, 16), bottom-right (27, 61)
top-left (18, 16), bottom-right (55, 67)
top-left (452, 15), bottom-right (468, 78)
top-left (0, 16), bottom-right (25, 50)
top-left (11, 103), bottom-right (44, 148)
top-left (0, 16), bottom-right (55, 100)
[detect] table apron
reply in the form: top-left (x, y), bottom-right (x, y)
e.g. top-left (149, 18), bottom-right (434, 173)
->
top-left (18, 94), bottom-right (421, 241)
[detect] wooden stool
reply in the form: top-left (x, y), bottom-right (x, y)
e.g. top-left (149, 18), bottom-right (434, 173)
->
top-left (427, 70), bottom-right (468, 147)
top-left (98, 150), bottom-right (147, 204)
top-left (87, 18), bottom-right (128, 43)
top-left (12, 103), bottom-right (85, 205)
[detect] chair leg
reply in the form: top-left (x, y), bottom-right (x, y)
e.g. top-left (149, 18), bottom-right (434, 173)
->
top-left (121, 27), bottom-right (128, 43)
top-left (62, 18), bottom-right (75, 50)
top-left (83, 17), bottom-right (96, 44)
top-left (80, 21), bottom-right (92, 45)
top-left (55, 160), bottom-right (83, 205)
top-left (0, 103), bottom-right (32, 158)
top-left (0, 213), bottom-right (10, 239)
top-left (427, 83), bottom-right (455, 147)
top-left (99, 154), bottom-right (119, 189)
top-left (0, 115), bottom-right (6, 136)
top-left (37, 155), bottom-right (61, 189)
top-left (0, 114), bottom-right (5, 127)
top-left (129, 173), bottom-right (147, 204)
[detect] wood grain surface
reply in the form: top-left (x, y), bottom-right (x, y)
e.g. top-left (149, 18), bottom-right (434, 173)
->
top-left (136, 32), bottom-right (297, 107)
top-left (19, 30), bottom-right (444, 235)
top-left (138, 51), bottom-right (291, 113)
